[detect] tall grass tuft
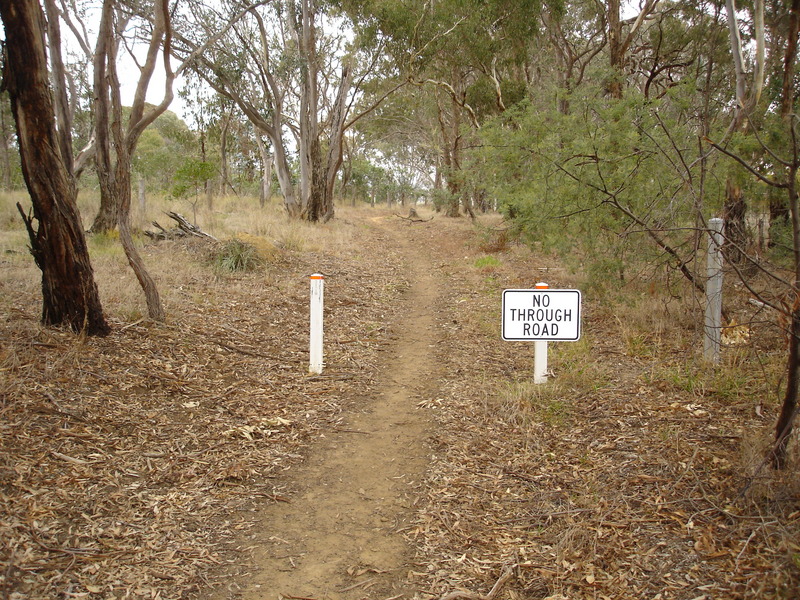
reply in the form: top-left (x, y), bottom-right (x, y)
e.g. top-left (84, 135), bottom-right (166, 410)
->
top-left (211, 238), bottom-right (264, 274)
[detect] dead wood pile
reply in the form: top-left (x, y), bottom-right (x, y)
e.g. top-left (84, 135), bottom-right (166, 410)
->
top-left (396, 207), bottom-right (434, 223)
top-left (145, 212), bottom-right (218, 242)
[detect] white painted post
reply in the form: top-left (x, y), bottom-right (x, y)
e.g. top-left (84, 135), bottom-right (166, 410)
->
top-left (309, 273), bottom-right (325, 374)
top-left (704, 218), bottom-right (724, 364)
top-left (534, 282), bottom-right (549, 384)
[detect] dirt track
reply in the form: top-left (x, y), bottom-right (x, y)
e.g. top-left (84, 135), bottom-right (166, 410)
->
top-left (226, 219), bottom-right (442, 599)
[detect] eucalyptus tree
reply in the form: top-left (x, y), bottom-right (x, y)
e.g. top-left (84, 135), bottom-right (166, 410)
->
top-left (771, 0), bottom-right (800, 468)
top-left (0, 0), bottom-right (110, 336)
top-left (355, 84), bottom-right (441, 202)
top-left (542, 0), bottom-right (606, 114)
top-left (706, 0), bottom-right (800, 468)
top-left (133, 109), bottom-right (196, 195)
top-left (605, 0), bottom-right (662, 98)
top-left (341, 0), bottom-right (551, 217)
top-left (178, 80), bottom-right (253, 199)
top-left (175, 0), bottom-right (392, 222)
top-left (48, 0), bottom-right (252, 321)
top-left (91, 0), bottom-right (177, 320)
top-left (464, 0), bottom-right (738, 287)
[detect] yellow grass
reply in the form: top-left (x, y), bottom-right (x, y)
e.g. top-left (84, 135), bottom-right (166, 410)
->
top-left (1, 189), bottom-right (403, 323)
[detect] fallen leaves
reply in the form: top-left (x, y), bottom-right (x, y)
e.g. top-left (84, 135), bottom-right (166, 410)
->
top-left (0, 231), bottom-right (407, 598)
top-left (3, 214), bottom-right (799, 600)
top-left (402, 228), bottom-right (800, 600)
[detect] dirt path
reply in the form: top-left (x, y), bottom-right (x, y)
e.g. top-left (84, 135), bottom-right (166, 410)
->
top-left (230, 219), bottom-right (442, 600)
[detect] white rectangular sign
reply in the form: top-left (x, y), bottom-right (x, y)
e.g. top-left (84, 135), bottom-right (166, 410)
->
top-left (502, 289), bottom-right (582, 341)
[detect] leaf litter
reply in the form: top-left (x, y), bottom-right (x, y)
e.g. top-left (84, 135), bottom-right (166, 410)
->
top-left (402, 221), bottom-right (800, 600)
top-left (1, 213), bottom-right (799, 599)
top-left (0, 231), bottom-right (406, 599)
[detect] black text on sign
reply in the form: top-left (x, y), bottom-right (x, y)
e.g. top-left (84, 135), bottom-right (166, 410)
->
top-left (502, 289), bottom-right (582, 341)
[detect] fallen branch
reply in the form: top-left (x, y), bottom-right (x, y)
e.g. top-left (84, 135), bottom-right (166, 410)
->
top-left (213, 338), bottom-right (285, 360)
top-left (145, 212), bottom-right (218, 241)
top-left (395, 207), bottom-right (434, 223)
top-left (167, 211), bottom-right (218, 241)
top-left (437, 565), bottom-right (515, 600)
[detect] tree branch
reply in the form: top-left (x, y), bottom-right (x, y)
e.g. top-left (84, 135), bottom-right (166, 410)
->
top-left (703, 137), bottom-right (788, 188)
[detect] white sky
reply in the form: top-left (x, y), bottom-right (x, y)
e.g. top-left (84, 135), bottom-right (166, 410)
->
top-left (117, 47), bottom-right (190, 123)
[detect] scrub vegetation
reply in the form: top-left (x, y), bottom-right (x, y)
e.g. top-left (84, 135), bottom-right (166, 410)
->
top-left (1, 0), bottom-right (800, 598)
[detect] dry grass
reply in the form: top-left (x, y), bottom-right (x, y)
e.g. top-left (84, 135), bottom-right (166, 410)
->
top-left (2, 190), bottom-right (799, 599)
top-left (1, 190), bottom-right (371, 323)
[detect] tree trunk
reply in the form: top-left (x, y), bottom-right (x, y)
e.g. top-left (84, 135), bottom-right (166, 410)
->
top-left (723, 179), bottom-right (748, 266)
top-left (255, 134), bottom-right (273, 208)
top-left (772, 0), bottom-right (800, 468)
top-left (94, 0), bottom-right (164, 322)
top-left (437, 92), bottom-right (462, 218)
top-left (606, 0), bottom-right (661, 99)
top-left (433, 162), bottom-right (443, 212)
top-left (770, 197), bottom-right (790, 247)
top-left (199, 131), bottom-right (213, 211)
top-left (220, 111), bottom-right (231, 196)
top-left (774, 165), bottom-right (800, 468)
top-left (607, 0), bottom-right (624, 99)
top-left (89, 14), bottom-right (120, 239)
top-left (445, 190), bottom-right (461, 217)
top-left (137, 174), bottom-right (146, 228)
top-left (91, 195), bottom-right (119, 233)
top-left (463, 193), bottom-right (476, 220)
top-left (775, 304), bottom-right (800, 469)
top-left (319, 64), bottom-right (353, 223)
top-left (1, 0), bottom-right (109, 336)
top-left (43, 0), bottom-right (74, 172)
top-left (782, 0), bottom-right (800, 118)
top-left (303, 137), bottom-right (327, 222)
top-left (116, 159), bottom-right (164, 322)
top-left (275, 133), bottom-right (300, 216)
top-left (293, 0), bottom-right (321, 221)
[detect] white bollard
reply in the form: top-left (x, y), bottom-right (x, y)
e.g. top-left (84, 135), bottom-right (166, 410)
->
top-left (704, 219), bottom-right (724, 364)
top-left (309, 273), bottom-right (325, 374)
top-left (534, 282), bottom-right (549, 384)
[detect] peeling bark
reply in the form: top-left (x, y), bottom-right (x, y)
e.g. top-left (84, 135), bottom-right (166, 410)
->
top-left (0, 0), bottom-right (109, 336)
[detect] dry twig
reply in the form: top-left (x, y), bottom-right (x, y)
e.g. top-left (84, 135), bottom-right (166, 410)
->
top-left (437, 566), bottom-right (515, 600)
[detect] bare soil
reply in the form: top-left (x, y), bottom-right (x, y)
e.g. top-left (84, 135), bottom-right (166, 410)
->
top-left (217, 219), bottom-right (444, 600)
top-left (1, 208), bottom-right (799, 600)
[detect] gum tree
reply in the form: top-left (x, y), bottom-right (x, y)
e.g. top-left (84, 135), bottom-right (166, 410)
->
top-left (341, 0), bottom-right (554, 217)
top-left (0, 0), bottom-right (109, 335)
top-left (176, 0), bottom-right (382, 221)
top-left (92, 0), bottom-right (176, 321)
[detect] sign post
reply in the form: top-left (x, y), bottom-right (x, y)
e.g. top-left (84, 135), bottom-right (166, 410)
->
top-left (704, 218), bottom-right (724, 364)
top-left (502, 284), bottom-right (582, 384)
top-left (309, 273), bottom-right (325, 374)
top-left (533, 283), bottom-right (549, 384)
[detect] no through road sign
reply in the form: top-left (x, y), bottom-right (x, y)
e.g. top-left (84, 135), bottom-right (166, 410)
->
top-left (502, 288), bottom-right (582, 341)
